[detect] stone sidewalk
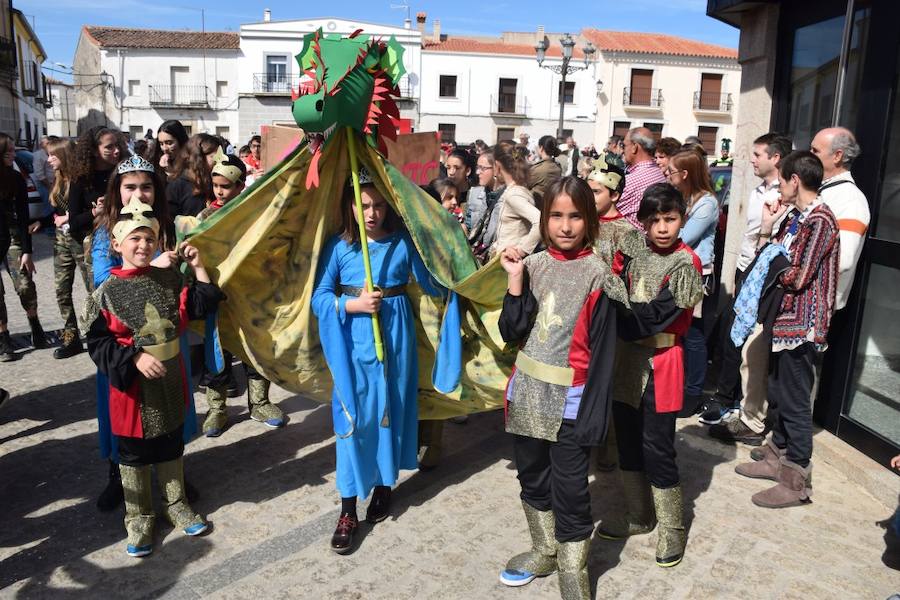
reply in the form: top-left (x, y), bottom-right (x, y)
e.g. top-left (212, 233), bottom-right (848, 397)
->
top-left (1, 234), bottom-right (898, 599)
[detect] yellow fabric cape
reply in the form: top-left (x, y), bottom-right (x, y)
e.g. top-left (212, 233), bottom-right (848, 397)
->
top-left (182, 129), bottom-right (513, 419)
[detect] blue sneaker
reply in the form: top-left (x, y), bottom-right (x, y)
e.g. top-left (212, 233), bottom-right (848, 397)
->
top-left (126, 543), bottom-right (153, 557)
top-left (262, 417), bottom-right (284, 428)
top-left (184, 522), bottom-right (208, 536)
top-left (499, 568), bottom-right (537, 587)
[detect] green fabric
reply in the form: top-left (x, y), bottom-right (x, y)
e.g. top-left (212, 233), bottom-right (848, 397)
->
top-left (185, 129), bottom-right (513, 419)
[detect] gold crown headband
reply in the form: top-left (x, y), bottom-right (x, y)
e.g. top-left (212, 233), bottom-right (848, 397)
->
top-left (587, 155), bottom-right (624, 195)
top-left (211, 147), bottom-right (244, 183)
top-left (112, 200), bottom-right (160, 244)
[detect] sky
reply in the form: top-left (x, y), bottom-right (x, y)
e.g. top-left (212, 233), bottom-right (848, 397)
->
top-left (15, 0), bottom-right (739, 80)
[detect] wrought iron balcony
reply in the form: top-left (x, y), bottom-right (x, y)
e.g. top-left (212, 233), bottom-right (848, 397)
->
top-left (490, 94), bottom-right (528, 117)
top-left (623, 87), bottom-right (664, 109)
top-left (693, 91), bottom-right (733, 113)
top-left (148, 85), bottom-right (210, 107)
top-left (0, 36), bottom-right (16, 76)
top-left (251, 73), bottom-right (300, 94)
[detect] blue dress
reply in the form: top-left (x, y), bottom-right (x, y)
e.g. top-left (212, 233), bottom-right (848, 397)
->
top-left (91, 225), bottom-right (200, 461)
top-left (312, 231), bottom-right (445, 500)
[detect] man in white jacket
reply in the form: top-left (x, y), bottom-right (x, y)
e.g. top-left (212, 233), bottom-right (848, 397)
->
top-left (810, 127), bottom-right (870, 310)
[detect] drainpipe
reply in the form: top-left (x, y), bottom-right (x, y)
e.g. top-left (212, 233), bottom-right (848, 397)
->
top-left (117, 48), bottom-right (125, 129)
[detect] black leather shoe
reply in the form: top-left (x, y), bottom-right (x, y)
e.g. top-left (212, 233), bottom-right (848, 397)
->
top-left (0, 332), bottom-right (16, 362)
top-left (331, 512), bottom-right (358, 554)
top-left (365, 486), bottom-right (391, 524)
top-left (29, 318), bottom-right (49, 350)
top-left (97, 462), bottom-right (124, 512)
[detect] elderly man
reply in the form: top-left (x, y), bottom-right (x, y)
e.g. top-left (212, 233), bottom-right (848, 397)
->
top-left (518, 132), bottom-right (537, 162)
top-left (810, 127), bottom-right (870, 310)
top-left (618, 127), bottom-right (667, 228)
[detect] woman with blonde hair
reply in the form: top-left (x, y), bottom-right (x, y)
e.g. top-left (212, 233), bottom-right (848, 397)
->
top-left (490, 145), bottom-right (541, 257)
top-left (664, 150), bottom-right (719, 420)
top-left (47, 138), bottom-right (93, 358)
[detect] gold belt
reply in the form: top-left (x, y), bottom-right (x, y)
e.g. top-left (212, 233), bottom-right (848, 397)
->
top-left (514, 351), bottom-right (574, 387)
top-left (339, 284), bottom-right (407, 298)
top-left (634, 332), bottom-right (677, 349)
top-left (142, 339), bottom-right (180, 361)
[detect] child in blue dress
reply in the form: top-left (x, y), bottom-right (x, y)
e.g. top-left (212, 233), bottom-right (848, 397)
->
top-left (312, 166), bottom-right (445, 554)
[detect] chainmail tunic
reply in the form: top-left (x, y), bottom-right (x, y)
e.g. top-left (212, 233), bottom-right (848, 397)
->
top-left (594, 216), bottom-right (646, 268)
top-left (606, 247), bottom-right (703, 409)
top-left (507, 251), bottom-right (609, 441)
top-left (86, 267), bottom-right (187, 438)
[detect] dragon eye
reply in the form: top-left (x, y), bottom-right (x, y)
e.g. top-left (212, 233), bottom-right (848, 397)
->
top-left (315, 99), bottom-right (324, 112)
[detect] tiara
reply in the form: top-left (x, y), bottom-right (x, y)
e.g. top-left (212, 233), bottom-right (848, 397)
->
top-left (117, 155), bottom-right (155, 175)
top-left (348, 165), bottom-right (374, 186)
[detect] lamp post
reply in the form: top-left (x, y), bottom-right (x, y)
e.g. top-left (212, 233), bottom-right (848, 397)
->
top-left (535, 34), bottom-right (595, 141)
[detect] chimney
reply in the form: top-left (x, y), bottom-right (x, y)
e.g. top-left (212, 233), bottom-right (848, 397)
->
top-left (263, 8), bottom-right (271, 22)
top-left (404, 17), bottom-right (411, 29)
top-left (433, 19), bottom-right (441, 43)
top-left (537, 25), bottom-right (544, 44)
top-left (416, 12), bottom-right (426, 35)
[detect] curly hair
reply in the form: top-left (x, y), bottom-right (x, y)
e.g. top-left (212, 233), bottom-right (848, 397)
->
top-left (71, 126), bottom-right (129, 187)
top-left (183, 133), bottom-right (220, 198)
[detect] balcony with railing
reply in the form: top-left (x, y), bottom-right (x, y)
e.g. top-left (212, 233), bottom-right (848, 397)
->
top-left (0, 36), bottom-right (16, 78)
top-left (148, 85), bottom-right (211, 107)
top-left (623, 87), bottom-right (664, 111)
top-left (251, 73), bottom-right (300, 95)
top-left (693, 91), bottom-right (733, 115)
top-left (489, 94), bottom-right (528, 118)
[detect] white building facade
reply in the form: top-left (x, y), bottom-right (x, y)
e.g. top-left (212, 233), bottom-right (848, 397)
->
top-left (46, 78), bottom-right (76, 138)
top-left (11, 8), bottom-right (48, 148)
top-left (73, 27), bottom-right (240, 140)
top-left (237, 13), bottom-right (423, 142)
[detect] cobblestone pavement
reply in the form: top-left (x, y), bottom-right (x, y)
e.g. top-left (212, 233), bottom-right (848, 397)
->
top-left (1, 234), bottom-right (898, 599)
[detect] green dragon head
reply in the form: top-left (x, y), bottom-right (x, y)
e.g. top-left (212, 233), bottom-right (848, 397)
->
top-left (292, 28), bottom-right (406, 189)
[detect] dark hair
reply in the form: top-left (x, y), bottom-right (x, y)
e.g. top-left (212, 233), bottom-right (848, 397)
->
top-left (637, 182), bottom-right (687, 223)
top-left (0, 132), bottom-right (15, 190)
top-left (656, 137), bottom-right (682, 158)
top-left (339, 181), bottom-right (402, 243)
top-left (239, 145), bottom-right (251, 155)
top-left (249, 135), bottom-right (262, 146)
top-left (72, 126), bottom-right (129, 185)
top-left (100, 162), bottom-right (172, 250)
top-left (753, 132), bottom-right (793, 162)
top-left (213, 154), bottom-right (248, 183)
top-left (448, 148), bottom-right (473, 169)
top-left (779, 150), bottom-right (823, 191)
top-left (133, 139), bottom-right (148, 159)
top-left (428, 177), bottom-right (457, 203)
top-left (538, 135), bottom-right (560, 158)
top-left (539, 176), bottom-right (598, 249)
top-left (680, 142), bottom-right (707, 158)
top-left (607, 134), bottom-right (623, 146)
top-left (184, 133), bottom-right (220, 197)
top-left (157, 120), bottom-right (189, 146)
top-left (494, 144), bottom-right (530, 185)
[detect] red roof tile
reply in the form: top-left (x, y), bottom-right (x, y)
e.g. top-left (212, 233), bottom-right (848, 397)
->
top-left (582, 29), bottom-right (736, 59)
top-left (423, 37), bottom-right (586, 59)
top-left (83, 26), bottom-right (239, 50)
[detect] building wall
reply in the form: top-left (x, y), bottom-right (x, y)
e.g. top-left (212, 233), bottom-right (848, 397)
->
top-left (47, 82), bottom-right (76, 137)
top-left (100, 48), bottom-right (240, 141)
top-left (73, 35), bottom-right (109, 132)
top-left (594, 52), bottom-right (741, 152)
top-left (12, 12), bottom-right (46, 147)
top-left (419, 50), bottom-right (597, 143)
top-left (237, 18), bottom-right (422, 141)
top-left (0, 0), bottom-right (17, 135)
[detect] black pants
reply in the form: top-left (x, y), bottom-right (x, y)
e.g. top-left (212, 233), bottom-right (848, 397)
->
top-left (201, 352), bottom-right (265, 387)
top-left (769, 343), bottom-right (816, 467)
top-left (613, 373), bottom-right (679, 488)
top-left (117, 426), bottom-right (184, 466)
top-left (711, 268), bottom-right (747, 406)
top-left (514, 420), bottom-right (593, 543)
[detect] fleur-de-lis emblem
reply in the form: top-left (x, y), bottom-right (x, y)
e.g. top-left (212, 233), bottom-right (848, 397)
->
top-left (137, 303), bottom-right (175, 344)
top-left (535, 291), bottom-right (563, 343)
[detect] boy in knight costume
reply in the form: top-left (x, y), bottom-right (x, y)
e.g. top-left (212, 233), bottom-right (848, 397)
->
top-left (85, 200), bottom-right (225, 557)
top-left (198, 149), bottom-right (285, 436)
top-left (597, 183), bottom-right (703, 568)
top-left (587, 154), bottom-right (645, 266)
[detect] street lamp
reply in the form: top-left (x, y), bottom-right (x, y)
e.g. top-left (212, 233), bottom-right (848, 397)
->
top-left (535, 34), bottom-right (596, 140)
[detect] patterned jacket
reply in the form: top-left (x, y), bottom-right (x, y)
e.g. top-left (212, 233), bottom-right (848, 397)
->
top-left (771, 202), bottom-right (840, 352)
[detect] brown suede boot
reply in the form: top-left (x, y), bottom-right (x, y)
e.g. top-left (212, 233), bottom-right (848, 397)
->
top-left (751, 458), bottom-right (812, 508)
top-left (735, 439), bottom-right (785, 481)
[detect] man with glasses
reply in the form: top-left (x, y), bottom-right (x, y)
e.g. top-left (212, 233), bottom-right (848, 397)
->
top-left (618, 127), bottom-right (666, 229)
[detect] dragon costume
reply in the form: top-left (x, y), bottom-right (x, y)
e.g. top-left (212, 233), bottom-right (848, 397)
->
top-left (182, 29), bottom-right (512, 419)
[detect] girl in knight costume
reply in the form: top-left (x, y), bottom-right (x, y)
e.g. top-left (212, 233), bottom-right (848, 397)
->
top-left (596, 182), bottom-right (703, 568)
top-left (498, 176), bottom-right (617, 600)
top-left (85, 199), bottom-right (224, 557)
top-left (311, 166), bottom-right (446, 554)
top-left (198, 149), bottom-right (285, 435)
